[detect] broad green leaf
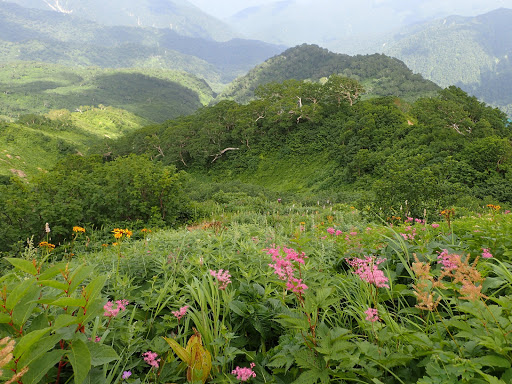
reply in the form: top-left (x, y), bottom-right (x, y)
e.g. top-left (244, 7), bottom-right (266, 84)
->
top-left (38, 262), bottom-right (68, 280)
top-left (0, 313), bottom-right (11, 323)
top-left (82, 367), bottom-right (107, 384)
top-left (473, 355), bottom-right (511, 369)
top-left (54, 314), bottom-right (80, 329)
top-left (229, 300), bottom-right (249, 317)
top-left (12, 285), bottom-right (41, 327)
top-left (18, 333), bottom-right (61, 368)
top-left (50, 297), bottom-right (87, 308)
top-left (5, 258), bottom-right (37, 276)
top-left (83, 275), bottom-right (107, 304)
top-left (38, 280), bottom-right (69, 291)
top-left (68, 265), bottom-right (95, 295)
top-left (13, 328), bottom-right (52, 359)
top-left (5, 277), bottom-right (36, 310)
top-left (67, 338), bottom-right (91, 384)
top-left (87, 342), bottom-right (119, 366)
top-left (22, 349), bottom-right (65, 384)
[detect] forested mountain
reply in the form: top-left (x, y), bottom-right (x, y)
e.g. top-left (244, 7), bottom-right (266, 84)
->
top-left (379, 8), bottom-right (512, 115)
top-left (218, 44), bottom-right (440, 104)
top-left (0, 62), bottom-right (214, 121)
top-left (0, 2), bottom-right (284, 90)
top-left (108, 80), bottom-right (512, 217)
top-left (2, 0), bottom-right (238, 41)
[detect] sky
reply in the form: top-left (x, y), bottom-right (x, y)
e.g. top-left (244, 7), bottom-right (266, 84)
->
top-left (188, 0), bottom-right (512, 19)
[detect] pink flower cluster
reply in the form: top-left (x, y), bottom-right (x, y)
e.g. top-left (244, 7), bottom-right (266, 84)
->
top-left (232, 363), bottom-right (256, 382)
top-left (326, 227), bottom-right (343, 236)
top-left (267, 246), bottom-right (308, 294)
top-left (431, 223), bottom-right (440, 228)
top-left (437, 249), bottom-right (460, 271)
top-left (104, 299), bottom-right (129, 317)
top-left (481, 248), bottom-right (493, 259)
top-left (364, 307), bottom-right (380, 322)
top-left (209, 269), bottom-right (231, 290)
top-left (172, 305), bottom-right (189, 320)
top-left (346, 256), bottom-right (389, 288)
top-left (143, 351), bottom-right (160, 368)
top-left (400, 226), bottom-right (418, 241)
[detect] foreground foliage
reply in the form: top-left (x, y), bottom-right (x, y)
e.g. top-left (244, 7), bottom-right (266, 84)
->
top-left (1, 202), bottom-right (511, 383)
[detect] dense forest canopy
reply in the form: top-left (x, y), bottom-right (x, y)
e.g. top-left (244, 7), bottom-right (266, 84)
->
top-left (2, 75), bottom-right (507, 251)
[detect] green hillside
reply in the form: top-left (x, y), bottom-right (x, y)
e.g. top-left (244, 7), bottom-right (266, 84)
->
top-left (0, 106), bottom-right (148, 179)
top-left (0, 2), bottom-right (284, 91)
top-left (114, 74), bottom-right (511, 217)
top-left (0, 62), bottom-right (215, 121)
top-left (219, 44), bottom-right (440, 104)
top-left (380, 8), bottom-right (512, 115)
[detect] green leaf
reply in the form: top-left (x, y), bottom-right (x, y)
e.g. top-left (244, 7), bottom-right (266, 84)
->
top-left (0, 312), bottom-right (11, 323)
top-left (12, 285), bottom-right (41, 327)
top-left (18, 333), bottom-right (61, 368)
top-left (13, 328), bottom-right (52, 359)
top-left (68, 265), bottom-right (95, 295)
top-left (38, 280), bottom-right (69, 291)
top-left (51, 297), bottom-right (87, 308)
top-left (83, 275), bottom-right (107, 304)
top-left (22, 349), bottom-right (64, 384)
top-left (5, 277), bottom-right (36, 310)
top-left (54, 314), bottom-right (80, 328)
top-left (67, 338), bottom-right (91, 384)
top-left (5, 258), bottom-right (37, 275)
top-left (229, 300), bottom-right (249, 317)
top-left (473, 355), bottom-right (511, 369)
top-left (38, 262), bottom-right (68, 280)
top-left (87, 342), bottom-right (119, 366)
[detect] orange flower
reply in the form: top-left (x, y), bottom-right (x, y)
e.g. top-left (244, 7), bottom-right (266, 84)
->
top-left (39, 241), bottom-right (55, 249)
top-left (73, 226), bottom-right (86, 233)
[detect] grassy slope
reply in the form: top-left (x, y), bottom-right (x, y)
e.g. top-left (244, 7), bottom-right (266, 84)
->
top-left (0, 62), bottom-right (215, 122)
top-left (0, 106), bottom-right (149, 177)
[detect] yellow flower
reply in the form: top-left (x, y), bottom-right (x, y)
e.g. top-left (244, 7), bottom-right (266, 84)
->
top-left (39, 241), bottom-right (55, 249)
top-left (73, 226), bottom-right (86, 233)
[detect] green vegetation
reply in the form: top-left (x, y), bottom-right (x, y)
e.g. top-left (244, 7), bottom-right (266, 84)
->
top-left (1, 198), bottom-right (512, 383)
top-left (0, 2), bottom-right (284, 91)
top-left (114, 78), bottom-right (511, 217)
top-left (0, 62), bottom-right (215, 122)
top-left (218, 44), bottom-right (440, 104)
top-left (0, 107), bottom-right (149, 177)
top-left (381, 8), bottom-right (512, 117)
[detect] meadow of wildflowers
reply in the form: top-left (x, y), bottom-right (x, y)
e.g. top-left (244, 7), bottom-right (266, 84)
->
top-left (1, 202), bottom-right (512, 383)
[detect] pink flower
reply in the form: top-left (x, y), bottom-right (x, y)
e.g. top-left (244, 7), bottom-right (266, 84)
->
top-left (267, 246), bottom-right (308, 294)
top-left (209, 269), bottom-right (231, 290)
top-left (327, 227), bottom-right (336, 235)
top-left (143, 351), bottom-right (160, 368)
top-left (364, 307), bottom-right (380, 322)
top-left (172, 305), bottom-right (189, 320)
top-left (481, 248), bottom-right (493, 259)
top-left (122, 371), bottom-right (132, 380)
top-left (437, 249), bottom-right (459, 270)
top-left (88, 336), bottom-right (101, 342)
top-left (346, 256), bottom-right (389, 288)
top-left (335, 230), bottom-right (343, 236)
top-left (232, 363), bottom-right (256, 382)
top-left (431, 223), bottom-right (440, 228)
top-left (104, 299), bottom-right (129, 317)
top-left (349, 231), bottom-right (358, 236)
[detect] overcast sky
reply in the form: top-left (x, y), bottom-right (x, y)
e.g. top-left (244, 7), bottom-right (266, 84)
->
top-left (188, 0), bottom-right (512, 19)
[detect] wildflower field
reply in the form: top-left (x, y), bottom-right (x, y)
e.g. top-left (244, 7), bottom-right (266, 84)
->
top-left (1, 202), bottom-right (512, 384)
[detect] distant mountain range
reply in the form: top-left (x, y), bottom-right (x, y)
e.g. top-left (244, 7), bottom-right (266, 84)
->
top-left (2, 0), bottom-right (238, 41)
top-left (0, 2), bottom-right (284, 90)
top-left (378, 8), bottom-right (512, 115)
